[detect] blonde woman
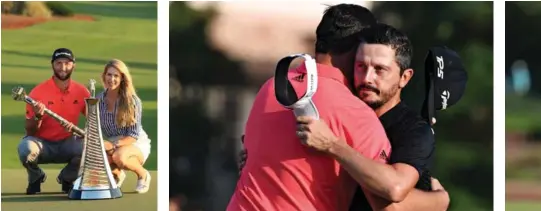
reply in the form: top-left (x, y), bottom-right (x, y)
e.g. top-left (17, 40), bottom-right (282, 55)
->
top-left (98, 59), bottom-right (152, 193)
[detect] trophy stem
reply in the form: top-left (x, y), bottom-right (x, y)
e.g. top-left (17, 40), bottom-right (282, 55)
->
top-left (69, 90), bottom-right (121, 200)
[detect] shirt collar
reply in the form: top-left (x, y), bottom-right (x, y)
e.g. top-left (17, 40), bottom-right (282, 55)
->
top-left (379, 101), bottom-right (407, 129)
top-left (47, 76), bottom-right (73, 93)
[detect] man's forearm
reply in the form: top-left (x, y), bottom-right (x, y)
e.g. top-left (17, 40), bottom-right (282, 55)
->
top-left (329, 140), bottom-right (414, 202)
top-left (382, 189), bottom-right (449, 211)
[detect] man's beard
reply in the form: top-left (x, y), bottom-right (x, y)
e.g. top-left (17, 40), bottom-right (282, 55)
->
top-left (54, 68), bottom-right (73, 81)
top-left (357, 83), bottom-right (400, 109)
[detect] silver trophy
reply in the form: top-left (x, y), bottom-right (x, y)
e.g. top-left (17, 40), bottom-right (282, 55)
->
top-left (69, 79), bottom-right (122, 199)
top-left (12, 87), bottom-right (85, 136)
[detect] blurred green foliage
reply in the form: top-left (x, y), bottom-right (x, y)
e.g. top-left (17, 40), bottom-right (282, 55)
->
top-left (170, 2), bottom-right (493, 211)
top-left (45, 1), bottom-right (74, 17)
top-left (506, 2), bottom-right (541, 132)
top-left (506, 4), bottom-right (541, 203)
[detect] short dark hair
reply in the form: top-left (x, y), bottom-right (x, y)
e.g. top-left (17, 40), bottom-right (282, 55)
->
top-left (359, 23), bottom-right (413, 72)
top-left (315, 4), bottom-right (376, 55)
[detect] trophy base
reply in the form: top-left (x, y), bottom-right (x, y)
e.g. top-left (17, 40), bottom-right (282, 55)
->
top-left (68, 188), bottom-right (122, 200)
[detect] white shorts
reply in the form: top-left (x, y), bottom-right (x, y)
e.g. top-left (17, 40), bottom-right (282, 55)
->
top-left (134, 142), bottom-right (151, 164)
top-left (108, 136), bottom-right (151, 164)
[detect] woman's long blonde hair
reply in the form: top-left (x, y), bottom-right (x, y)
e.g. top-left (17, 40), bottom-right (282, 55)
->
top-left (102, 59), bottom-right (137, 128)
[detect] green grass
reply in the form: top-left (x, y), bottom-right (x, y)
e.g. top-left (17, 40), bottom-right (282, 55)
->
top-left (1, 2), bottom-right (157, 209)
top-left (506, 94), bottom-right (541, 132)
top-left (507, 201), bottom-right (541, 210)
top-left (1, 169), bottom-right (157, 211)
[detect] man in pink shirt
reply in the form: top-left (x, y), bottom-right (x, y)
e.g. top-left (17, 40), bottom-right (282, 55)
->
top-left (227, 4), bottom-right (391, 211)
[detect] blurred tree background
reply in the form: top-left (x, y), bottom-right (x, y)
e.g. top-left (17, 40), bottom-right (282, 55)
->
top-left (506, 2), bottom-right (541, 209)
top-left (169, 1), bottom-right (493, 211)
top-left (1, 1), bottom-right (74, 18)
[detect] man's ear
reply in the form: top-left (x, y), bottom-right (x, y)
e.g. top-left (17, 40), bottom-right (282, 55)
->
top-left (399, 68), bottom-right (414, 88)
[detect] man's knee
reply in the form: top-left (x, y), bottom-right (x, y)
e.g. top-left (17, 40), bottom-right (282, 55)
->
top-left (18, 137), bottom-right (41, 163)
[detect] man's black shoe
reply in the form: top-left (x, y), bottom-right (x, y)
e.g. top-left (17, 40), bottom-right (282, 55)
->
top-left (61, 180), bottom-right (73, 193)
top-left (26, 173), bottom-right (46, 195)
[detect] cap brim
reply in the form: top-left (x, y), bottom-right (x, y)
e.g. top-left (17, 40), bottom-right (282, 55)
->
top-left (52, 56), bottom-right (75, 62)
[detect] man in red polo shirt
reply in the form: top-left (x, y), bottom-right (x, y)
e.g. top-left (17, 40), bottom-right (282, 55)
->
top-left (18, 48), bottom-right (90, 194)
top-left (226, 5), bottom-right (391, 211)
